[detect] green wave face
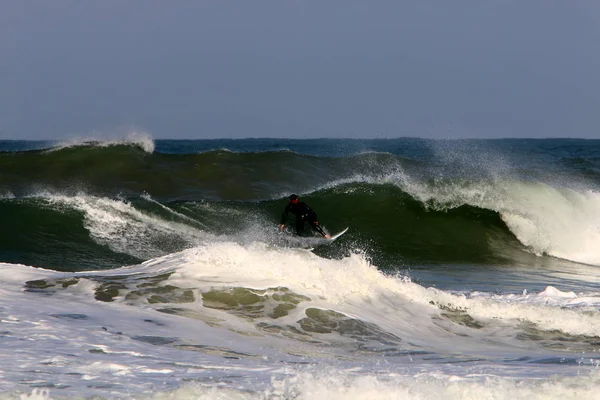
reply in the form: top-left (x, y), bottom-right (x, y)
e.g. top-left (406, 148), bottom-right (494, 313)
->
top-left (1, 139), bottom-right (599, 271)
top-left (0, 183), bottom-right (526, 271)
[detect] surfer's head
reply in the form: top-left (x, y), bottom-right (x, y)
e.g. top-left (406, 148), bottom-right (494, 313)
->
top-left (289, 194), bottom-right (299, 204)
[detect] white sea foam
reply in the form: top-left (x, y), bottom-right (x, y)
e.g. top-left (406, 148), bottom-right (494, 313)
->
top-left (159, 369), bottom-right (600, 400)
top-left (8, 369), bottom-right (600, 400)
top-left (161, 243), bottom-right (600, 345)
top-left (1, 237), bottom-right (600, 398)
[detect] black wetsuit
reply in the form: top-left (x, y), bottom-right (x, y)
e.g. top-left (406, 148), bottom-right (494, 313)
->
top-left (281, 201), bottom-right (326, 236)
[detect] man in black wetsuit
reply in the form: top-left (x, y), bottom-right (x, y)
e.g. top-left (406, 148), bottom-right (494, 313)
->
top-left (279, 194), bottom-right (329, 238)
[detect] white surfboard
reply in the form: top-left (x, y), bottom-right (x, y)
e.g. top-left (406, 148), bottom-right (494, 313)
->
top-left (327, 227), bottom-right (349, 242)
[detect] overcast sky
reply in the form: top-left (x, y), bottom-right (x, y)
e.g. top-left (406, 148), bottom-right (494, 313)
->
top-left (1, 1), bottom-right (599, 140)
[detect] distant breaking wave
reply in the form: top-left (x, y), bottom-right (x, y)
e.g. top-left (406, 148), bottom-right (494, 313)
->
top-left (50, 130), bottom-right (155, 153)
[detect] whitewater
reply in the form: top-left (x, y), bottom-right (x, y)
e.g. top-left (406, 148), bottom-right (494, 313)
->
top-left (3, 244), bottom-right (600, 399)
top-left (1, 137), bottom-right (600, 399)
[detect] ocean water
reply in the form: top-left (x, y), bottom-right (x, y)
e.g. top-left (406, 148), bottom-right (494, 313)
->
top-left (1, 136), bottom-right (600, 399)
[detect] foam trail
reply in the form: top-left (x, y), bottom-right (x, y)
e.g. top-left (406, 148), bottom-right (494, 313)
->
top-left (140, 193), bottom-right (208, 229)
top-left (41, 193), bottom-right (209, 259)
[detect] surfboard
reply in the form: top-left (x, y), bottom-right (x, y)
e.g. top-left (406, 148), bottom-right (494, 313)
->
top-left (327, 227), bottom-right (349, 242)
top-left (276, 227), bottom-right (348, 250)
top-left (298, 227), bottom-right (348, 250)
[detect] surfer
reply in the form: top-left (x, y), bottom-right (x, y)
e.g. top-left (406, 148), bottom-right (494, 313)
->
top-left (280, 194), bottom-right (329, 238)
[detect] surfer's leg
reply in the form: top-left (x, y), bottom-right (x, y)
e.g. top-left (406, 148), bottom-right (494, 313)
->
top-left (295, 217), bottom-right (305, 235)
top-left (307, 211), bottom-right (326, 236)
top-left (308, 219), bottom-right (326, 237)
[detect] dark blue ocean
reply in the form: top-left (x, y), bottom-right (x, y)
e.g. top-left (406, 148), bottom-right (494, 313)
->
top-left (1, 136), bottom-right (600, 399)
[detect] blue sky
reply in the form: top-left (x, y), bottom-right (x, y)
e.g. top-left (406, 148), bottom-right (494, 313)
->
top-left (1, 1), bottom-right (599, 139)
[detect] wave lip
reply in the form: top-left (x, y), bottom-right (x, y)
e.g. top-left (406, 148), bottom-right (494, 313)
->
top-left (498, 185), bottom-right (600, 266)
